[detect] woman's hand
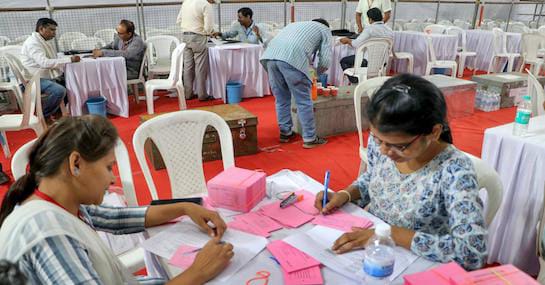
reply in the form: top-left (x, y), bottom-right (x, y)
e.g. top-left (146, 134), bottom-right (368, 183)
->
top-left (314, 191), bottom-right (350, 214)
top-left (332, 227), bottom-right (374, 254)
top-left (184, 238), bottom-right (234, 284)
top-left (185, 204), bottom-right (227, 238)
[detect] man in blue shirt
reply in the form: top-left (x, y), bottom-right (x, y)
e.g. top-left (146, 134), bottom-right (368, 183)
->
top-left (260, 19), bottom-right (331, 149)
top-left (214, 8), bottom-right (268, 45)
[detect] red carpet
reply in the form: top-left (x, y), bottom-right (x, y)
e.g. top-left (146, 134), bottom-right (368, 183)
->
top-left (0, 70), bottom-right (517, 206)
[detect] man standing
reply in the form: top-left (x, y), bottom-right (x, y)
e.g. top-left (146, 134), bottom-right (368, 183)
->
top-left (177, 0), bottom-right (215, 101)
top-left (260, 19), bottom-right (331, 149)
top-left (340, 8), bottom-right (393, 83)
top-left (21, 18), bottom-right (79, 118)
top-left (92, 20), bottom-right (146, 80)
top-left (355, 0), bottom-right (392, 33)
top-left (214, 7), bottom-right (269, 46)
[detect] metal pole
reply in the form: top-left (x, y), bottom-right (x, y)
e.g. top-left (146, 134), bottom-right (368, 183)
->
top-left (434, 0), bottom-right (441, 24)
top-left (391, 0), bottom-right (398, 30)
top-left (472, 0), bottom-right (480, 29)
top-left (283, 0), bottom-right (287, 26)
top-left (217, 1), bottom-right (222, 33)
top-left (340, 0), bottom-right (347, 30)
top-left (538, 0), bottom-right (544, 26)
top-left (140, 0), bottom-right (147, 40)
top-left (136, 0), bottom-right (144, 39)
top-left (45, 0), bottom-right (60, 51)
top-left (505, 0), bottom-right (514, 31)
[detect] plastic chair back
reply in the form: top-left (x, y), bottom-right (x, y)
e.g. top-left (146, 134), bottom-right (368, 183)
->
top-left (94, 29), bottom-right (116, 43)
top-left (492, 28), bottom-right (507, 54)
top-left (168, 43), bottom-right (186, 84)
top-left (59, 32), bottom-right (87, 51)
top-left (446, 26), bottom-right (468, 51)
top-left (424, 24), bottom-right (447, 34)
top-left (527, 70), bottom-right (545, 116)
top-left (521, 33), bottom-right (545, 62)
top-left (145, 35), bottom-right (180, 63)
top-left (71, 37), bottom-right (106, 50)
top-left (353, 37), bottom-right (392, 79)
top-left (132, 110), bottom-right (235, 200)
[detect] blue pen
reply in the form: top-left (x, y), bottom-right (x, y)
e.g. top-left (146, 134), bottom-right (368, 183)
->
top-left (322, 170), bottom-right (330, 214)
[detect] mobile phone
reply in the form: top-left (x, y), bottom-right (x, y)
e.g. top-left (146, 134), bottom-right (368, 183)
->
top-left (150, 197), bottom-right (203, 206)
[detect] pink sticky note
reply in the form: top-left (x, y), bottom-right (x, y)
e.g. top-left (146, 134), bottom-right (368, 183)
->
top-left (311, 210), bottom-right (373, 232)
top-left (260, 201), bottom-right (315, 228)
top-left (169, 245), bottom-right (198, 269)
top-left (283, 265), bottom-right (323, 285)
top-left (293, 190), bottom-right (320, 216)
top-left (227, 219), bottom-right (271, 237)
top-left (234, 211), bottom-right (283, 233)
top-left (267, 240), bottom-right (320, 273)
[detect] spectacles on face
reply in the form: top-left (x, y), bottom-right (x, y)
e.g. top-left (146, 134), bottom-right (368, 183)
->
top-left (371, 132), bottom-right (421, 154)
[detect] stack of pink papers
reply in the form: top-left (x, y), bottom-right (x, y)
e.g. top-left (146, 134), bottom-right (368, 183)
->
top-left (227, 212), bottom-right (283, 237)
top-left (267, 240), bottom-right (323, 285)
top-left (468, 264), bottom-right (540, 285)
top-left (293, 190), bottom-right (320, 216)
top-left (403, 262), bottom-right (470, 285)
top-left (260, 201), bottom-right (315, 228)
top-left (168, 244), bottom-right (199, 269)
top-left (311, 210), bottom-right (373, 232)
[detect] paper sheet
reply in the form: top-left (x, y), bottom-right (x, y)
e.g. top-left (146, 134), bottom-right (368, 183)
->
top-left (227, 219), bottom-right (270, 237)
top-left (293, 190), bottom-right (320, 216)
top-left (284, 226), bottom-right (419, 282)
top-left (311, 210), bottom-right (374, 232)
top-left (142, 220), bottom-right (268, 282)
top-left (283, 265), bottom-right (324, 285)
top-left (234, 211), bottom-right (283, 233)
top-left (267, 240), bottom-right (321, 273)
top-left (169, 245), bottom-right (199, 269)
top-left (260, 201), bottom-right (315, 228)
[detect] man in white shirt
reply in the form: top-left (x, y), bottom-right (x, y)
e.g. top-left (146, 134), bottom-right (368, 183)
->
top-left (21, 18), bottom-right (80, 117)
top-left (213, 8), bottom-right (269, 46)
top-left (176, 0), bottom-right (216, 101)
top-left (339, 8), bottom-right (393, 83)
top-left (355, 0), bottom-right (392, 33)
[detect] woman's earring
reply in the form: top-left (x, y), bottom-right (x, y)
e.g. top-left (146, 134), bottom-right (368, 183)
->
top-left (73, 167), bottom-right (80, 176)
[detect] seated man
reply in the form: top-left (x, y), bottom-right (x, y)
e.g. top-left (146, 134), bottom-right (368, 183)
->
top-left (21, 18), bottom-right (80, 118)
top-left (339, 7), bottom-right (393, 83)
top-left (214, 8), bottom-right (269, 45)
top-left (92, 20), bottom-right (146, 80)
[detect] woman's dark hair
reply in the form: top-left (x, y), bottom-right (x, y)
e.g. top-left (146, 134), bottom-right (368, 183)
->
top-left (0, 260), bottom-right (26, 285)
top-left (0, 115), bottom-right (118, 227)
top-left (367, 73), bottom-right (453, 144)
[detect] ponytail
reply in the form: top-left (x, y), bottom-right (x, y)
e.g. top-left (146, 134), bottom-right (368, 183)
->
top-left (440, 123), bottom-right (453, 144)
top-left (0, 174), bottom-right (37, 227)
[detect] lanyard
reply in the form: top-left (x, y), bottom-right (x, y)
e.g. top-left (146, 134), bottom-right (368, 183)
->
top-left (244, 23), bottom-right (254, 38)
top-left (34, 189), bottom-right (83, 220)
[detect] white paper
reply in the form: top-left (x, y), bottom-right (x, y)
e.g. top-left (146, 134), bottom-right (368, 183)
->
top-left (284, 225), bottom-right (419, 282)
top-left (496, 74), bottom-right (522, 80)
top-left (142, 220), bottom-right (268, 283)
top-left (209, 38), bottom-right (224, 46)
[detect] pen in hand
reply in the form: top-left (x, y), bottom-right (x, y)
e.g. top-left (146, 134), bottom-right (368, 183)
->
top-left (322, 170), bottom-right (330, 215)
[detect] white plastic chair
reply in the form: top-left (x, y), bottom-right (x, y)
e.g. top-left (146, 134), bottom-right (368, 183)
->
top-left (463, 152), bottom-right (503, 226)
top-left (71, 37), bottom-right (106, 50)
top-left (404, 22), bottom-right (422, 32)
top-left (424, 24), bottom-right (447, 34)
top-left (10, 35), bottom-right (29, 45)
top-left (0, 46), bottom-right (24, 109)
top-left (438, 20), bottom-right (452, 26)
top-left (508, 22), bottom-right (530, 33)
top-left (145, 35), bottom-right (180, 79)
top-left (94, 29), bottom-right (116, 44)
top-left (539, 25), bottom-right (545, 36)
top-left (488, 28), bottom-right (521, 74)
top-left (424, 35), bottom-right (458, 77)
top-left (519, 33), bottom-right (545, 76)
top-left (132, 110), bottom-right (235, 200)
top-left (0, 71), bottom-right (46, 158)
top-left (527, 70), bottom-right (545, 116)
top-left (453, 19), bottom-right (470, 30)
top-left (0, 36), bottom-right (10, 47)
top-left (344, 37), bottom-right (392, 84)
top-left (354, 76), bottom-right (390, 174)
top-left (127, 46), bottom-right (149, 104)
top-left (392, 50), bottom-right (414, 73)
top-left (59, 32), bottom-right (87, 51)
top-left (446, 26), bottom-right (478, 77)
top-left (144, 43), bottom-right (186, 114)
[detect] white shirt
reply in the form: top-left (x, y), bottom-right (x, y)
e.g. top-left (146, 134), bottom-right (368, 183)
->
top-left (355, 0), bottom-right (392, 27)
top-left (21, 32), bottom-right (70, 80)
top-left (351, 21), bottom-right (394, 48)
top-left (176, 0), bottom-right (215, 35)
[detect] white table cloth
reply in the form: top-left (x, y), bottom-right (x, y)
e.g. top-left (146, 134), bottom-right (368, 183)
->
top-left (65, 57), bottom-right (129, 117)
top-left (482, 115), bottom-right (545, 276)
top-left (144, 169), bottom-right (437, 284)
top-left (465, 30), bottom-right (522, 72)
top-left (327, 32), bottom-right (458, 86)
top-left (206, 43), bottom-right (270, 103)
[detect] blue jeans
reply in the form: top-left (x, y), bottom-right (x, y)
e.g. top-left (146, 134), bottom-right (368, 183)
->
top-left (22, 79), bottom-right (67, 117)
top-left (266, 60), bottom-right (316, 142)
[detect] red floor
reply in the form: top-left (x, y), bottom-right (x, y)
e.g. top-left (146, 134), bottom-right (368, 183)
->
top-left (0, 70), bottom-right (517, 206)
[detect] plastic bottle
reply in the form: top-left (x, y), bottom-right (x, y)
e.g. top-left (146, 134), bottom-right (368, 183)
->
top-left (311, 76), bottom-right (318, 101)
top-left (513, 95), bottom-right (532, 136)
top-left (363, 224), bottom-right (396, 284)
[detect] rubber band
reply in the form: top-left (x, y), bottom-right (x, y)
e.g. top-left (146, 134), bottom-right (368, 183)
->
top-left (245, 270), bottom-right (271, 285)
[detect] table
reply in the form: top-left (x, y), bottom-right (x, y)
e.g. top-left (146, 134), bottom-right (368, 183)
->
top-left (206, 43), bottom-right (270, 103)
top-left (482, 115), bottom-right (545, 276)
top-left (465, 30), bottom-right (522, 72)
top-left (65, 57), bottom-right (129, 117)
top-left (327, 31), bottom-right (458, 86)
top-left (144, 169), bottom-right (437, 284)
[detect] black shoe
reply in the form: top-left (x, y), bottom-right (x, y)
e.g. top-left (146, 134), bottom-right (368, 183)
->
top-left (199, 96), bottom-right (215, 101)
top-left (303, 137), bottom-right (327, 149)
top-left (279, 132), bottom-right (296, 143)
top-left (0, 170), bottom-right (10, 185)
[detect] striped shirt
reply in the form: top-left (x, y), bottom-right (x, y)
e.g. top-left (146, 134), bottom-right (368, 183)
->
top-left (260, 21), bottom-right (332, 81)
top-left (16, 204), bottom-right (165, 285)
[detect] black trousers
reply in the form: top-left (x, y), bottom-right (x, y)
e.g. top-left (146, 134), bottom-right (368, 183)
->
top-left (340, 55), bottom-right (368, 84)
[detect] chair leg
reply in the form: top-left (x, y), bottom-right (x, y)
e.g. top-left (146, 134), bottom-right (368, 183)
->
top-left (145, 86), bottom-right (155, 115)
top-left (458, 55), bottom-right (466, 77)
top-left (407, 58), bottom-right (414, 74)
top-left (507, 57), bottom-right (515, 72)
top-left (176, 85), bottom-right (187, 110)
top-left (487, 57), bottom-right (495, 74)
top-left (0, 131), bottom-right (10, 158)
top-left (132, 84), bottom-right (140, 104)
top-left (451, 64), bottom-right (457, 78)
top-left (472, 56), bottom-right (478, 75)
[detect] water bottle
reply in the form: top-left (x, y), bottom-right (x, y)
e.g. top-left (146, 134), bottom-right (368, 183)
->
top-left (363, 224), bottom-right (396, 284)
top-left (513, 95), bottom-right (532, 136)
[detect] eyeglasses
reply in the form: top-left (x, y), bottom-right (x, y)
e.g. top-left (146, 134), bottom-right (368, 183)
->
top-left (371, 132), bottom-right (421, 154)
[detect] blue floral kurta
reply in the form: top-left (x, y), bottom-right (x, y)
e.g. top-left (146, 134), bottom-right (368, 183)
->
top-left (354, 138), bottom-right (487, 269)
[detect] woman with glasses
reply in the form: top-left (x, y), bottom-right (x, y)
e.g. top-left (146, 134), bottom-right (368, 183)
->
top-left (315, 74), bottom-right (487, 270)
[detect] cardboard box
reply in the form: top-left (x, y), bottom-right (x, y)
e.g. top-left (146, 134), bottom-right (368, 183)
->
top-left (207, 167), bottom-right (266, 212)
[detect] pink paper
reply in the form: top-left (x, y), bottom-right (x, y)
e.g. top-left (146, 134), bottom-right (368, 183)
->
top-left (293, 190), bottom-right (320, 216)
top-left (234, 211), bottom-right (283, 233)
top-left (403, 262), bottom-right (468, 285)
top-left (267, 240), bottom-right (320, 273)
top-left (202, 197), bottom-right (216, 211)
top-left (227, 219), bottom-right (270, 237)
top-left (468, 264), bottom-right (540, 285)
top-left (169, 245), bottom-right (198, 269)
top-left (260, 201), bottom-right (315, 228)
top-left (311, 210), bottom-right (373, 232)
top-left (283, 265), bottom-right (323, 285)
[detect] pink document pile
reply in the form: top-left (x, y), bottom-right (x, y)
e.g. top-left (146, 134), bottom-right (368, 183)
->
top-left (403, 262), bottom-right (470, 285)
top-left (227, 211), bottom-right (283, 237)
top-left (283, 265), bottom-right (324, 285)
top-left (293, 190), bottom-right (320, 216)
top-left (168, 244), bottom-right (199, 269)
top-left (467, 264), bottom-right (540, 285)
top-left (311, 210), bottom-right (373, 232)
top-left (267, 240), bottom-right (321, 273)
top-left (260, 201), bottom-right (315, 228)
